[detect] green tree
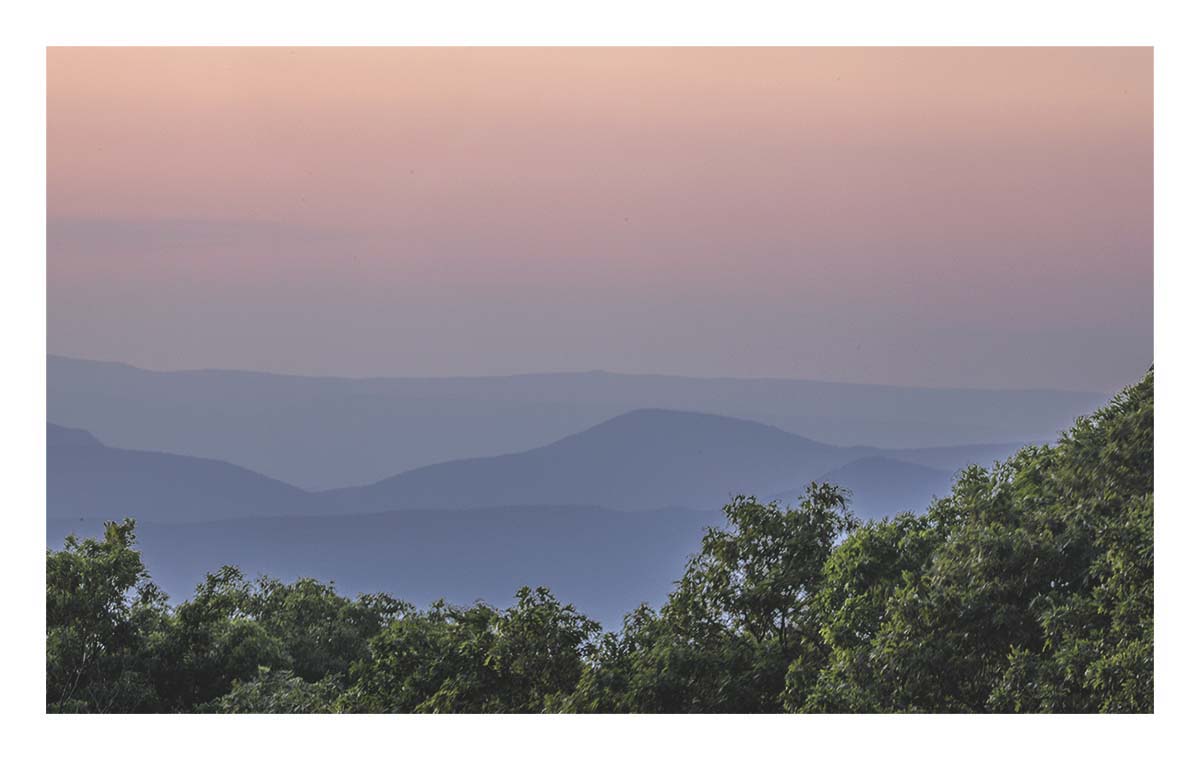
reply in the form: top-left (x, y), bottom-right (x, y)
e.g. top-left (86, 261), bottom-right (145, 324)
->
top-left (144, 566), bottom-right (289, 711)
top-left (790, 369), bottom-right (1153, 713)
top-left (342, 586), bottom-right (598, 713)
top-left (787, 510), bottom-right (945, 711)
top-left (248, 577), bottom-right (408, 682)
top-left (207, 667), bottom-right (342, 713)
top-left (46, 519), bottom-right (166, 712)
top-left (570, 484), bottom-right (857, 712)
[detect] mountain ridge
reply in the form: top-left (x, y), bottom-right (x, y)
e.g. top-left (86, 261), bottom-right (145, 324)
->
top-left (320, 408), bottom-right (873, 512)
top-left (49, 354), bottom-right (1101, 489)
top-left (48, 409), bottom-right (1035, 522)
top-left (48, 423), bottom-right (321, 522)
top-left (48, 353), bottom-right (1103, 395)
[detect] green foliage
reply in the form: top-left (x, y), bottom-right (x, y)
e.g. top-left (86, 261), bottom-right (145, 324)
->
top-left (206, 667), bottom-right (342, 714)
top-left (792, 369), bottom-right (1154, 713)
top-left (144, 566), bottom-right (292, 710)
top-left (46, 519), bottom-right (166, 712)
top-left (788, 510), bottom-right (945, 711)
top-left (45, 370), bottom-right (1153, 713)
top-left (46, 536), bottom-right (411, 713)
top-left (248, 577), bottom-right (408, 682)
top-left (340, 586), bottom-right (599, 713)
top-left (567, 484), bottom-right (857, 712)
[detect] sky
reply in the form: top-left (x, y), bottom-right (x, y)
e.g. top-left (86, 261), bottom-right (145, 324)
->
top-left (47, 47), bottom-right (1152, 392)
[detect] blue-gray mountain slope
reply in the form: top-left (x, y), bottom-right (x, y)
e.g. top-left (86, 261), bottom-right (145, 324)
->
top-left (48, 354), bottom-right (1101, 489)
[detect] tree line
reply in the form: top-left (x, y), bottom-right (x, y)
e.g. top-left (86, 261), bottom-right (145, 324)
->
top-left (46, 370), bottom-right (1153, 713)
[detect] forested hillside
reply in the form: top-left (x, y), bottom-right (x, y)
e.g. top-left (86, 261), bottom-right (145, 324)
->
top-left (46, 370), bottom-right (1152, 713)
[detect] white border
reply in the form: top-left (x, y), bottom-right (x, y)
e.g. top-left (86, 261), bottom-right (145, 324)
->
top-left (4, 1), bottom-right (1196, 757)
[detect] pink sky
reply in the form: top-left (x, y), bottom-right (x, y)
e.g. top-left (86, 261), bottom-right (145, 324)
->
top-left (47, 48), bottom-right (1152, 390)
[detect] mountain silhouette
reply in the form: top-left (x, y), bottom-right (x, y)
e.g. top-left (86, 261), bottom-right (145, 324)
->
top-left (880, 442), bottom-right (1038, 473)
top-left (46, 413), bottom-right (1034, 625)
top-left (48, 424), bottom-right (319, 522)
top-left (49, 354), bottom-right (1101, 489)
top-left (49, 410), bottom-right (1031, 523)
top-left (769, 455), bottom-right (957, 521)
top-left (322, 409), bottom-right (875, 512)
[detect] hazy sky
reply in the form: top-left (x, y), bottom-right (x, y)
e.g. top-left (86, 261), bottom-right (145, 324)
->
top-left (48, 47), bottom-right (1152, 391)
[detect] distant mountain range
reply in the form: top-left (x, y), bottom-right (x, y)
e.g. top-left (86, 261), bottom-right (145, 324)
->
top-left (47, 355), bottom-right (1076, 624)
top-left (48, 423), bottom-right (319, 522)
top-left (323, 409), bottom-right (877, 513)
top-left (42, 412), bottom-right (1017, 627)
top-left (771, 456), bottom-right (958, 520)
top-left (50, 409), bottom-right (1029, 524)
top-left (48, 354), bottom-right (1097, 490)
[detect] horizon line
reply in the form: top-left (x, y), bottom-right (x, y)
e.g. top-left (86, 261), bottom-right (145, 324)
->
top-left (46, 352), bottom-right (1118, 396)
